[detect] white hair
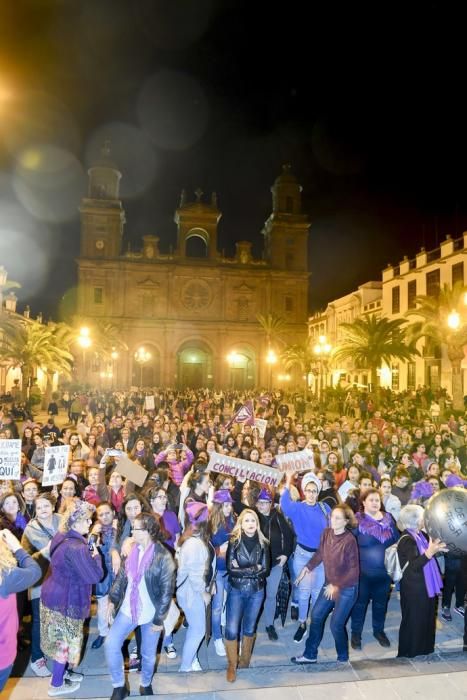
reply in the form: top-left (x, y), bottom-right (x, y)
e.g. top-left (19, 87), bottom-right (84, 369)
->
top-left (397, 504), bottom-right (424, 531)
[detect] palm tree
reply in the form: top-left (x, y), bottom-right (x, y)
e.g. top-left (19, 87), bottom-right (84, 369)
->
top-left (256, 313), bottom-right (288, 349)
top-left (0, 317), bottom-right (74, 401)
top-left (406, 282), bottom-right (467, 410)
top-left (281, 341), bottom-right (316, 398)
top-left (72, 316), bottom-right (128, 363)
top-left (333, 315), bottom-right (417, 391)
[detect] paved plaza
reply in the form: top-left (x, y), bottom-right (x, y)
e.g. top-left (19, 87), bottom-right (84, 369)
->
top-left (4, 585), bottom-right (467, 699)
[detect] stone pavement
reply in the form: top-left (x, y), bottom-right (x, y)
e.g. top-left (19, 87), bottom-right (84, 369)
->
top-left (4, 587), bottom-right (467, 699)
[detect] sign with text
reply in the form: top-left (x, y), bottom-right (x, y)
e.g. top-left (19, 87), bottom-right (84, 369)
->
top-left (275, 448), bottom-right (315, 474)
top-left (254, 418), bottom-right (268, 438)
top-left (0, 439), bottom-right (21, 480)
top-left (42, 445), bottom-right (70, 486)
top-left (144, 395), bottom-right (155, 411)
top-left (206, 453), bottom-right (284, 488)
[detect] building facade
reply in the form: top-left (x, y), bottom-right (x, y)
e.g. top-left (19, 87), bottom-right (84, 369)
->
top-left (383, 233), bottom-right (467, 393)
top-left (308, 282), bottom-right (382, 389)
top-left (77, 151), bottom-right (310, 389)
top-left (309, 232), bottom-right (467, 396)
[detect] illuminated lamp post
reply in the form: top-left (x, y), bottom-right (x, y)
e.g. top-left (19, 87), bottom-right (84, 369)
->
top-left (134, 347), bottom-right (151, 389)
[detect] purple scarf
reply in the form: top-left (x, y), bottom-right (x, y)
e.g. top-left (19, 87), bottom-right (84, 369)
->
top-left (125, 542), bottom-right (155, 624)
top-left (406, 529), bottom-right (443, 598)
top-left (356, 511), bottom-right (395, 543)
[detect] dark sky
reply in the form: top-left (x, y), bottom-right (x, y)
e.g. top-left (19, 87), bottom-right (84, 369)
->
top-left (1, 1), bottom-right (467, 318)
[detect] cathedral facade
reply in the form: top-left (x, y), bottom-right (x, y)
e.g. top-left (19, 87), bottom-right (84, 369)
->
top-left (77, 149), bottom-right (310, 389)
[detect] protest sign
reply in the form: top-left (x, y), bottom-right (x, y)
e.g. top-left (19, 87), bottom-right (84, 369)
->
top-left (206, 453), bottom-right (284, 488)
top-left (115, 455), bottom-right (148, 488)
top-left (254, 418), bottom-right (267, 438)
top-left (42, 445), bottom-right (70, 486)
top-left (0, 439), bottom-right (21, 480)
top-left (144, 395), bottom-right (155, 411)
top-left (275, 448), bottom-right (315, 474)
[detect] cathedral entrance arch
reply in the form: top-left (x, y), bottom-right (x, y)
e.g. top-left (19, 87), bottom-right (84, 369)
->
top-left (131, 343), bottom-right (161, 388)
top-left (226, 345), bottom-right (256, 389)
top-left (177, 340), bottom-right (213, 389)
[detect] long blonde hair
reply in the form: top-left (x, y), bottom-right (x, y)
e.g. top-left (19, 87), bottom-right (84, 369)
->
top-left (0, 540), bottom-right (17, 584)
top-left (229, 508), bottom-right (268, 547)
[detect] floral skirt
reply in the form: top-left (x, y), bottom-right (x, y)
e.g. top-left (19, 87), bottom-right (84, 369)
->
top-left (40, 603), bottom-right (83, 666)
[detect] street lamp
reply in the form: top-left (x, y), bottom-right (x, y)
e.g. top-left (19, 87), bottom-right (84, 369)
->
top-left (448, 310), bottom-right (461, 330)
top-left (227, 351), bottom-right (241, 388)
top-left (265, 348), bottom-right (277, 391)
top-left (134, 347), bottom-right (151, 388)
top-left (313, 335), bottom-right (332, 402)
top-left (78, 328), bottom-right (92, 382)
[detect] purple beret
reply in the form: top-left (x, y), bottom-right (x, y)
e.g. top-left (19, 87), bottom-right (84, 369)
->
top-left (212, 489), bottom-right (233, 504)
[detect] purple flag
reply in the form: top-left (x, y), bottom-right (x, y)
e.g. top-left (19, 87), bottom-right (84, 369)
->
top-left (225, 400), bottom-right (255, 429)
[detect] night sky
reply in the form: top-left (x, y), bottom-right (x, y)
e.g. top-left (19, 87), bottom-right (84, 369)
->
top-left (1, 1), bottom-right (467, 319)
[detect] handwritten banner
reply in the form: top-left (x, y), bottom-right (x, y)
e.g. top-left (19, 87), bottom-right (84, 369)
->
top-left (42, 445), bottom-right (70, 486)
top-left (206, 453), bottom-right (284, 488)
top-left (0, 439), bottom-right (21, 480)
top-left (275, 448), bottom-right (315, 474)
top-left (254, 418), bottom-right (268, 438)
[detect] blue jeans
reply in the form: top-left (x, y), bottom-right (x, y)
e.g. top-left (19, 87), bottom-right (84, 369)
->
top-left (225, 587), bottom-right (264, 640)
top-left (262, 563), bottom-right (284, 627)
top-left (176, 587), bottom-right (206, 671)
top-left (31, 597), bottom-right (44, 663)
top-left (211, 570), bottom-right (230, 640)
top-left (351, 574), bottom-right (391, 636)
top-left (105, 611), bottom-right (160, 688)
top-left (304, 584), bottom-right (358, 661)
top-left (0, 664), bottom-right (13, 693)
top-left (293, 545), bottom-right (325, 622)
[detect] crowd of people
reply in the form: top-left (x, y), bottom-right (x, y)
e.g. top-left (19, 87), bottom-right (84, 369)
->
top-left (1, 386), bottom-right (467, 698)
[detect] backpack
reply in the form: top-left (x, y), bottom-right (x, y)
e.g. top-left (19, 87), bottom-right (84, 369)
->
top-left (384, 535), bottom-right (410, 582)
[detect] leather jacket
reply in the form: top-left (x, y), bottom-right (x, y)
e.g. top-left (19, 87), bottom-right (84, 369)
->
top-left (227, 535), bottom-right (270, 593)
top-left (109, 542), bottom-right (176, 626)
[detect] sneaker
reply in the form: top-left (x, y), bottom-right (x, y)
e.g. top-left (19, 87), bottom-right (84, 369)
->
top-left (441, 607), bottom-right (452, 622)
top-left (30, 657), bottom-right (51, 677)
top-left (454, 606), bottom-right (465, 617)
top-left (191, 657), bottom-right (202, 671)
top-left (127, 652), bottom-right (141, 672)
top-left (291, 605), bottom-right (299, 621)
top-left (293, 622), bottom-right (307, 643)
top-left (48, 680), bottom-right (81, 697)
top-left (373, 631), bottom-right (391, 647)
top-left (64, 669), bottom-right (83, 682)
top-left (350, 634), bottom-right (361, 650)
top-left (164, 643), bottom-right (177, 659)
top-left (266, 625), bottom-right (278, 641)
top-left (291, 655), bottom-right (316, 664)
top-left (139, 684), bottom-right (154, 696)
top-left (214, 638), bottom-right (226, 656)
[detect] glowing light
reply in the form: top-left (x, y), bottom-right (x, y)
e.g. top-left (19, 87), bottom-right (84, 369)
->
top-left (379, 366), bottom-right (392, 383)
top-left (448, 310), bottom-right (461, 330)
top-left (80, 327), bottom-right (90, 337)
top-left (227, 351), bottom-right (241, 365)
top-left (78, 336), bottom-right (91, 349)
top-left (111, 350), bottom-right (119, 360)
top-left (266, 349), bottom-right (277, 364)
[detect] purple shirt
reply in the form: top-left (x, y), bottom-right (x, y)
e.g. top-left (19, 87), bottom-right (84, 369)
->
top-left (162, 510), bottom-right (181, 550)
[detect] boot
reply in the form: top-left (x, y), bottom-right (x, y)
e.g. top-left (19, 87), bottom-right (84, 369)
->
top-left (225, 639), bottom-right (237, 682)
top-left (238, 634), bottom-right (255, 669)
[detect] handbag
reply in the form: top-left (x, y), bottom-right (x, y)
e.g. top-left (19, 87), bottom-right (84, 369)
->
top-left (163, 599), bottom-right (181, 635)
top-left (384, 535), bottom-right (410, 582)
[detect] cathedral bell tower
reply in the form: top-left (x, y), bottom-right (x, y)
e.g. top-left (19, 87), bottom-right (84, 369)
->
top-left (79, 141), bottom-right (126, 259)
top-left (174, 189), bottom-right (221, 260)
top-left (262, 164), bottom-right (310, 271)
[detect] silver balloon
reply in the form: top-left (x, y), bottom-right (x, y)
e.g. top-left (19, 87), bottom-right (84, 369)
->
top-left (424, 487), bottom-right (467, 555)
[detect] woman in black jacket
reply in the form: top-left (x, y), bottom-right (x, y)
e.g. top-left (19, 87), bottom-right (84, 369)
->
top-left (232, 480), bottom-right (294, 641)
top-left (224, 509), bottom-right (270, 683)
top-left (105, 513), bottom-right (176, 700)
